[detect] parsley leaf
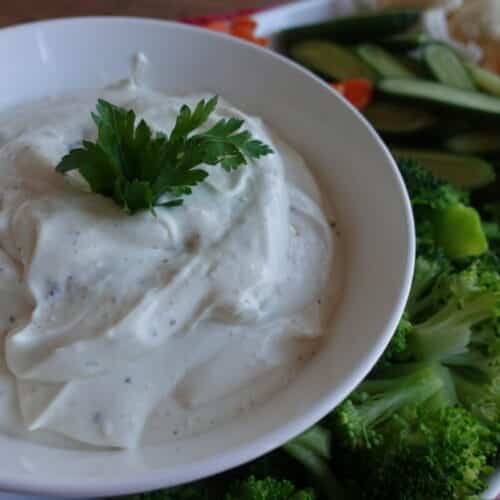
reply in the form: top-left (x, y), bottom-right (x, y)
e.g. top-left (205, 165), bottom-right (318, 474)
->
top-left (56, 96), bottom-right (273, 214)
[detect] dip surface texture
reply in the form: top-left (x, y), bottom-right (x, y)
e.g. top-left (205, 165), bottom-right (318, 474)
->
top-left (0, 81), bottom-right (337, 448)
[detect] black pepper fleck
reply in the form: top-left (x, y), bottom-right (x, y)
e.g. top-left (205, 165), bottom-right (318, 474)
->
top-left (169, 319), bottom-right (177, 326)
top-left (124, 377), bottom-right (132, 384)
top-left (8, 315), bottom-right (15, 323)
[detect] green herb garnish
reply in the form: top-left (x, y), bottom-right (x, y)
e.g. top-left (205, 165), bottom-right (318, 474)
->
top-left (56, 97), bottom-right (273, 214)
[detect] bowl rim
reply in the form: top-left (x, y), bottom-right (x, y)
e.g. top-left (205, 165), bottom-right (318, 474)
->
top-left (0, 15), bottom-right (415, 497)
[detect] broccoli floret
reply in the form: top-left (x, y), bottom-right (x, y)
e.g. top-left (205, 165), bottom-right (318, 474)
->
top-left (124, 477), bottom-right (315, 500)
top-left (440, 317), bottom-right (500, 431)
top-left (283, 427), bottom-right (347, 500)
top-left (331, 363), bottom-right (454, 450)
top-left (332, 363), bottom-right (455, 451)
top-left (225, 477), bottom-right (315, 499)
top-left (407, 241), bottom-right (451, 306)
top-left (377, 313), bottom-right (412, 367)
top-left (406, 258), bottom-right (500, 361)
top-left (398, 159), bottom-right (469, 210)
top-left (124, 486), bottom-right (210, 500)
top-left (329, 361), bottom-right (497, 499)
top-left (398, 160), bottom-right (488, 259)
top-left (453, 373), bottom-right (500, 434)
top-left (359, 406), bottom-right (497, 500)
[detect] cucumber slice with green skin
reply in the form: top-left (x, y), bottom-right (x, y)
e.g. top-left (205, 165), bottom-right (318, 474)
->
top-left (423, 44), bottom-right (475, 90)
top-left (290, 41), bottom-right (377, 81)
top-left (364, 101), bottom-right (436, 133)
top-left (357, 44), bottom-right (416, 78)
top-left (392, 148), bottom-right (496, 189)
top-left (279, 9), bottom-right (421, 49)
top-left (445, 130), bottom-right (500, 154)
top-left (397, 56), bottom-right (431, 79)
top-left (380, 32), bottom-right (432, 51)
top-left (378, 78), bottom-right (500, 117)
top-left (464, 62), bottom-right (500, 97)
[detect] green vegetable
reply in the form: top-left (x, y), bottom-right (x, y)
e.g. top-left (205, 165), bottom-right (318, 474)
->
top-left (378, 77), bottom-right (500, 117)
top-left (225, 477), bottom-right (316, 500)
top-left (405, 246), bottom-right (451, 320)
top-left (116, 32), bottom-right (500, 500)
top-left (432, 204), bottom-right (488, 259)
top-left (364, 101), bottom-right (436, 134)
top-left (124, 477), bottom-right (315, 500)
top-left (392, 149), bottom-right (496, 189)
top-left (290, 41), bottom-right (376, 81)
top-left (379, 32), bottom-right (432, 51)
top-left (278, 10), bottom-right (421, 49)
top-left (56, 98), bottom-right (273, 214)
top-left (465, 61), bottom-right (500, 96)
top-left (398, 159), bottom-right (488, 259)
top-left (329, 362), bottom-right (498, 499)
top-left (407, 258), bottom-right (500, 359)
top-left (445, 130), bottom-right (500, 154)
top-left (423, 44), bottom-right (475, 90)
top-left (357, 44), bottom-right (416, 78)
top-left (283, 427), bottom-right (346, 500)
top-left (378, 312), bottom-right (412, 366)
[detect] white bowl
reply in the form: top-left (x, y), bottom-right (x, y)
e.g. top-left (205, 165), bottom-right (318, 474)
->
top-left (0, 17), bottom-right (414, 497)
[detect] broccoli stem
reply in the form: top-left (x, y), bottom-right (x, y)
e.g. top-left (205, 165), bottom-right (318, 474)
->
top-left (410, 292), bottom-right (499, 360)
top-left (433, 205), bottom-right (488, 259)
top-left (284, 427), bottom-right (348, 500)
top-left (355, 363), bottom-right (445, 429)
top-left (406, 256), bottom-right (444, 319)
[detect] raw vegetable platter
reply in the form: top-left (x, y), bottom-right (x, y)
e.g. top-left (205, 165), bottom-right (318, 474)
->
top-left (180, 1), bottom-right (500, 499)
top-left (256, 2), bottom-right (500, 499)
top-left (3, 1), bottom-right (500, 499)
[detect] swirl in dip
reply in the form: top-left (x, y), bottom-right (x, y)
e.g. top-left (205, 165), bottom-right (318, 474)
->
top-left (0, 79), bottom-right (339, 449)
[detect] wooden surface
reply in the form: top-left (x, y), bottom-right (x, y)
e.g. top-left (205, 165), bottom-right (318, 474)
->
top-left (0, 1), bottom-right (287, 28)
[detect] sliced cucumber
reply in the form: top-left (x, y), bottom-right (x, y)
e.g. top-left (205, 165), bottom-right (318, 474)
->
top-left (445, 130), bottom-right (500, 154)
top-left (364, 101), bottom-right (436, 133)
top-left (398, 55), bottom-right (431, 78)
top-left (380, 32), bottom-right (432, 51)
top-left (465, 62), bottom-right (500, 97)
top-left (392, 148), bottom-right (496, 189)
top-left (290, 41), bottom-right (377, 81)
top-left (357, 44), bottom-right (416, 78)
top-left (424, 44), bottom-right (475, 90)
top-left (279, 10), bottom-right (421, 49)
top-left (378, 78), bottom-right (500, 117)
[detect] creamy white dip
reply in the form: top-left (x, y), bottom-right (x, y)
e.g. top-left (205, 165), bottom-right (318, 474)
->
top-left (0, 78), bottom-right (339, 449)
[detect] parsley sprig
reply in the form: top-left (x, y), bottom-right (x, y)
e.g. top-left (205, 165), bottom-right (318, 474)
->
top-left (56, 97), bottom-right (273, 214)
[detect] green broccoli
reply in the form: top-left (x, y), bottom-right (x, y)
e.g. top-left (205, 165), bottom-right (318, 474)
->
top-left (399, 160), bottom-right (488, 259)
top-left (123, 477), bottom-right (316, 500)
top-left (406, 258), bottom-right (500, 361)
top-left (405, 245), bottom-right (451, 321)
top-left (329, 362), bottom-right (497, 499)
top-left (355, 406), bottom-right (497, 500)
top-left (123, 485), bottom-right (210, 500)
top-left (377, 313), bottom-right (413, 366)
top-left (120, 159), bottom-right (500, 500)
top-left (225, 477), bottom-right (315, 499)
top-left (332, 363), bottom-right (455, 450)
top-left (283, 427), bottom-right (346, 500)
